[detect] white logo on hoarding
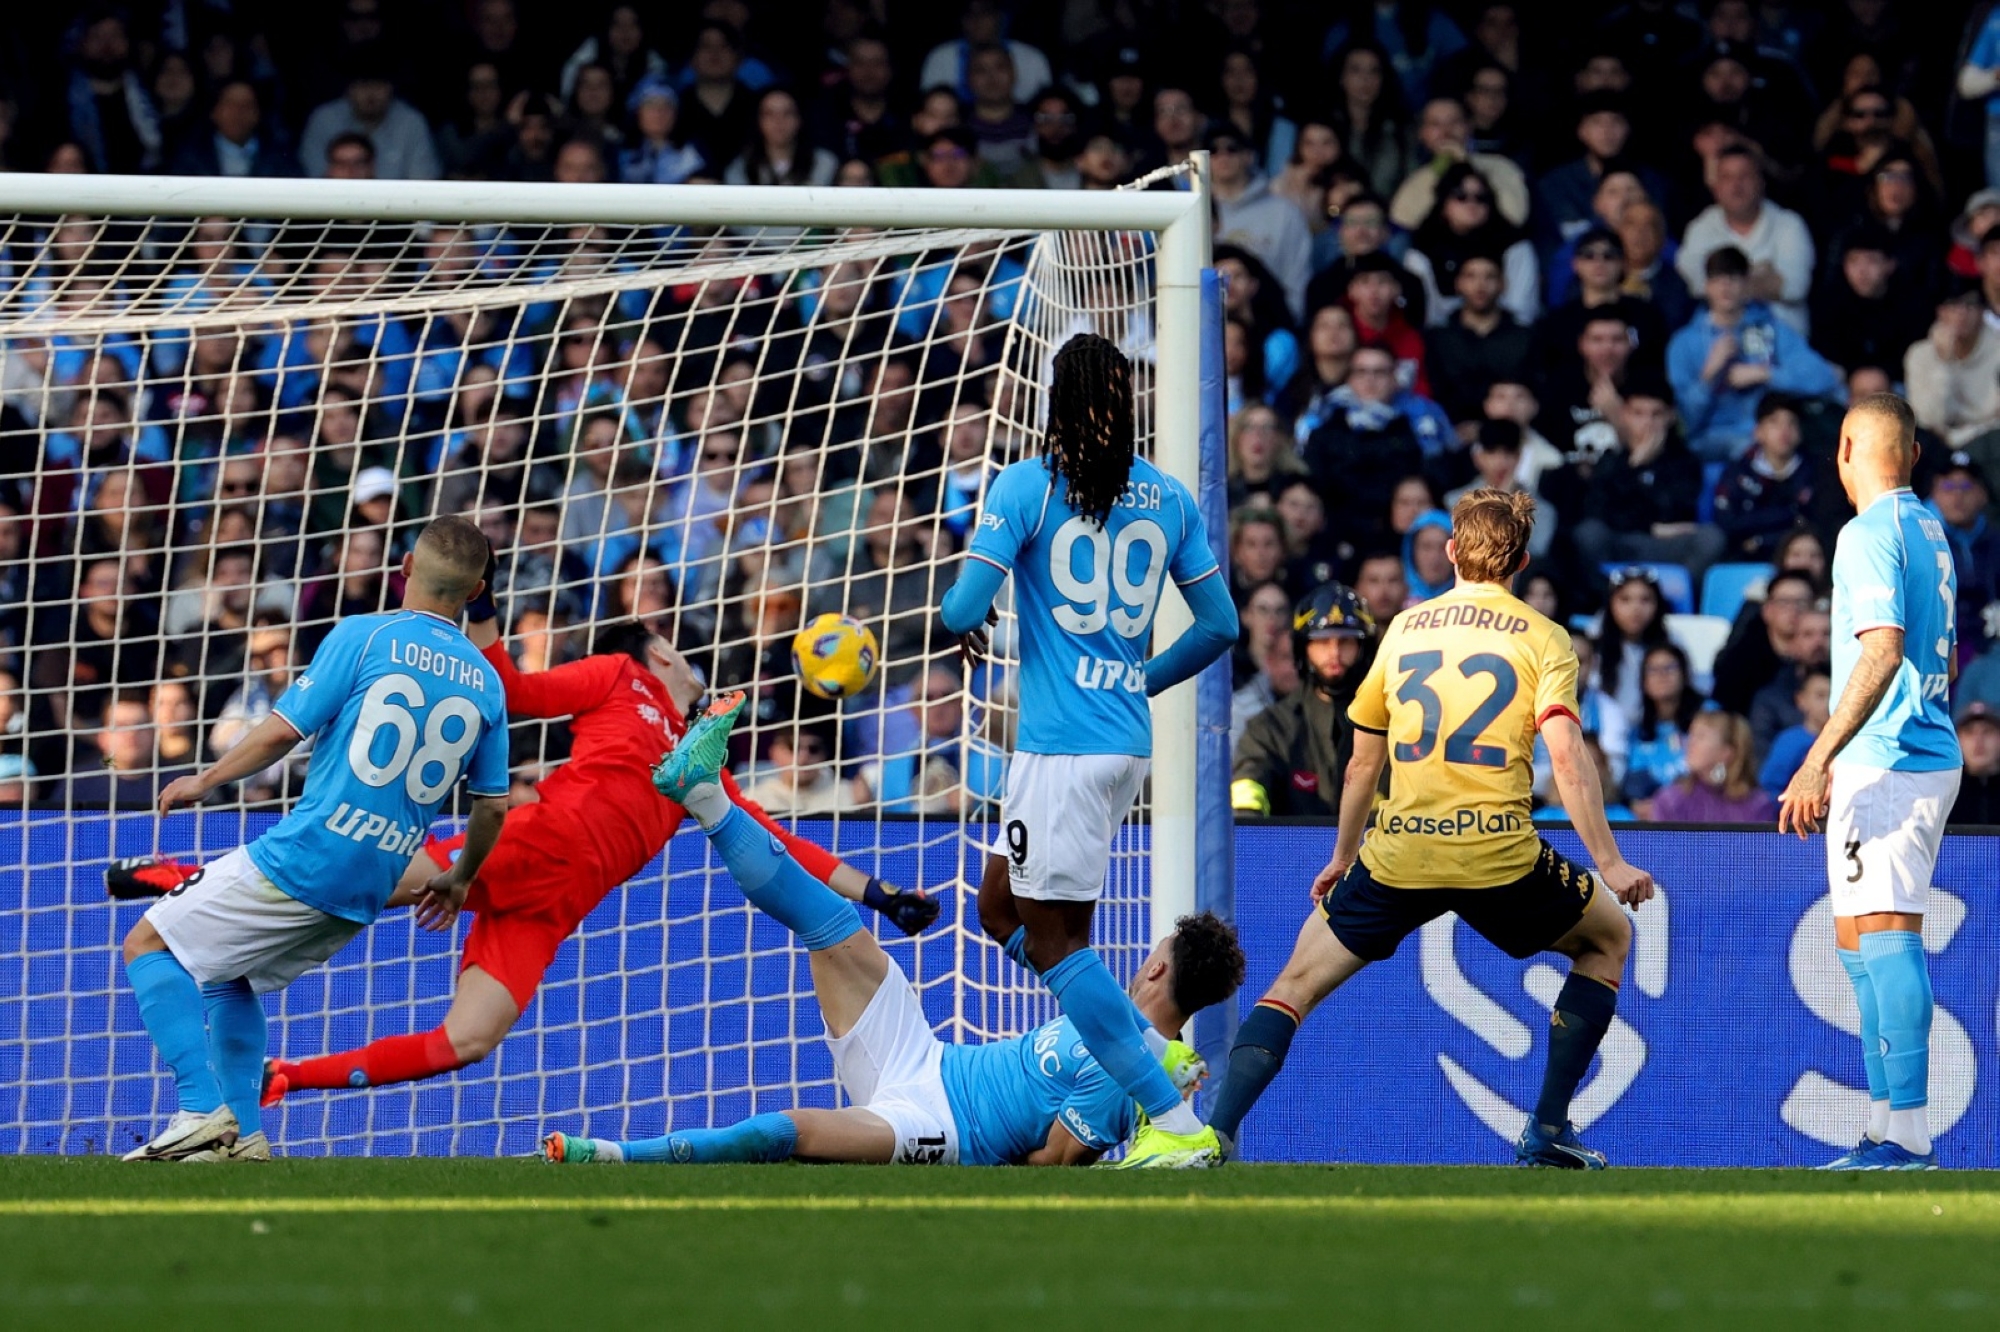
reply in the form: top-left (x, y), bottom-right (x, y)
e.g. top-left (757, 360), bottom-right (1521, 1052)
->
top-left (1426, 888), bottom-right (1669, 1140)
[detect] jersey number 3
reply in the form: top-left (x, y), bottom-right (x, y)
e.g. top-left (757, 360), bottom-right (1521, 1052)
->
top-left (1393, 651), bottom-right (1519, 768)
top-left (1048, 516), bottom-right (1167, 639)
top-left (348, 673), bottom-right (482, 802)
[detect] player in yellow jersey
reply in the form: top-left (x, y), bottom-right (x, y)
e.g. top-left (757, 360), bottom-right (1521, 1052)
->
top-left (1203, 489), bottom-right (1656, 1168)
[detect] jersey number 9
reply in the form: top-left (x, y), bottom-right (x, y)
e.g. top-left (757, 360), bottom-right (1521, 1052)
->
top-left (1049, 516), bottom-right (1168, 639)
top-left (348, 673), bottom-right (483, 803)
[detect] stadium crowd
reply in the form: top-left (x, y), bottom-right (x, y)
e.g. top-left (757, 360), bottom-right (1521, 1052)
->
top-left (3, 1), bottom-right (2000, 827)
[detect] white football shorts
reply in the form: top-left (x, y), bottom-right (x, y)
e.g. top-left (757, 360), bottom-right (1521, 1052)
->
top-left (826, 957), bottom-right (959, 1166)
top-left (145, 847), bottom-right (363, 994)
top-left (1825, 763), bottom-right (1960, 917)
top-left (995, 752), bottom-right (1149, 903)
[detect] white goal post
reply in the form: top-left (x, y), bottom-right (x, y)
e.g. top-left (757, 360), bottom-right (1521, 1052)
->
top-left (0, 171), bottom-right (1217, 1155)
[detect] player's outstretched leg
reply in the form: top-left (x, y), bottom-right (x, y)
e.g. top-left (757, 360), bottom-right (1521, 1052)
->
top-left (1818, 947), bottom-right (1893, 1169)
top-left (1516, 887), bottom-right (1629, 1170)
top-left (543, 1114), bottom-right (800, 1166)
top-left (105, 856), bottom-right (200, 900)
top-left (120, 923), bottom-right (239, 1161)
top-left (1844, 928), bottom-right (1936, 1170)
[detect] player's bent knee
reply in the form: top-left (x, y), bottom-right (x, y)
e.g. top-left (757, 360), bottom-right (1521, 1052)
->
top-left (121, 918), bottom-right (166, 966)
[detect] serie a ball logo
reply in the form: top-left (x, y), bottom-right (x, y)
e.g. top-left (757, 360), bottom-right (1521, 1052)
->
top-left (791, 613), bottom-right (881, 700)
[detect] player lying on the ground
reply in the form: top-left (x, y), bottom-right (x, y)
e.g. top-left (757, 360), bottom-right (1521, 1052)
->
top-left (120, 517), bottom-right (510, 1161)
top-left (541, 697), bottom-right (1245, 1167)
top-left (111, 600), bottom-right (937, 1110)
top-left (1202, 493), bottom-right (1656, 1169)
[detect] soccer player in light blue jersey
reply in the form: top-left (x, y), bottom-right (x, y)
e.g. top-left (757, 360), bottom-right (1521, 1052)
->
top-left (938, 333), bottom-right (1240, 1167)
top-left (1779, 393), bottom-right (1962, 1171)
top-left (119, 516), bottom-right (512, 1162)
top-left (542, 700), bottom-right (1244, 1167)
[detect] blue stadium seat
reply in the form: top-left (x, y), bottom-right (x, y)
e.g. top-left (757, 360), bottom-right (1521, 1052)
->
top-left (1604, 562), bottom-right (1693, 614)
top-left (1700, 561), bottom-right (1771, 622)
top-left (1696, 460), bottom-right (1727, 524)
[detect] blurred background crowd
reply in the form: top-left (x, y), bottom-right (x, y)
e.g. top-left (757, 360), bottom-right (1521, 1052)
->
top-left (6, 0), bottom-right (2000, 829)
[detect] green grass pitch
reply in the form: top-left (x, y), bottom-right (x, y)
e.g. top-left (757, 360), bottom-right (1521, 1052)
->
top-left (5, 1159), bottom-right (2000, 1330)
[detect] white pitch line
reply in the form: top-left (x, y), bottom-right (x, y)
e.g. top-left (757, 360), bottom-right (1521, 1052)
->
top-left (0, 1193), bottom-right (1991, 1220)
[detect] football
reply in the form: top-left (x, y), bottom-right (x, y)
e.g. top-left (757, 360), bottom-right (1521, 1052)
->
top-left (791, 613), bottom-right (880, 700)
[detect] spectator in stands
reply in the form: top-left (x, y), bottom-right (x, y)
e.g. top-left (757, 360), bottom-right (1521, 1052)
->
top-left (552, 137), bottom-right (609, 185)
top-left (1352, 545), bottom-right (1410, 623)
top-left (1227, 510), bottom-right (1289, 607)
top-left (1811, 225), bottom-right (1931, 381)
top-left (1711, 394), bottom-right (1838, 564)
top-left (560, 5), bottom-right (669, 109)
top-left (1306, 192), bottom-right (1427, 324)
top-left (1232, 580), bottom-right (1377, 818)
top-left (617, 77), bottom-right (704, 186)
top-left (725, 88), bottom-right (837, 188)
top-left (1402, 508), bottom-right (1454, 604)
top-left (1595, 563), bottom-right (1672, 728)
top-left (59, 694), bottom-right (195, 808)
top-left (172, 80), bottom-right (297, 178)
top-left (1959, 4), bottom-right (2000, 190)
top-left (1538, 218), bottom-right (1669, 376)
top-left (1403, 161), bottom-right (1538, 328)
top-left (208, 616), bottom-right (308, 805)
top-left (1649, 711), bottom-right (1775, 823)
top-left (1421, 253), bottom-right (1532, 425)
top-left (1276, 478), bottom-right (1340, 592)
top-left (1278, 304), bottom-right (1357, 441)
top-left (1208, 141), bottom-right (1307, 323)
top-left (1390, 95), bottom-right (1528, 230)
top-left (677, 21), bottom-right (758, 167)
top-left (1323, 4), bottom-right (1466, 109)
top-left (1340, 253), bottom-right (1430, 397)
top-left (913, 126), bottom-right (984, 189)
top-left (857, 669), bottom-right (1002, 815)
top-left (1299, 344), bottom-right (1428, 544)
top-left (1226, 403), bottom-right (1305, 509)
top-left (740, 721), bottom-right (866, 815)
top-left (959, 42), bottom-right (1032, 177)
top-left (1537, 308), bottom-right (1638, 472)
top-left (1906, 279), bottom-right (2000, 446)
top-left (1481, 377), bottom-right (1564, 491)
top-left (1928, 452), bottom-right (2000, 665)
top-left (437, 62), bottom-right (511, 178)
top-left (301, 54), bottom-right (439, 181)
top-left (1710, 566), bottom-right (1818, 715)
top-left (1570, 374), bottom-right (1725, 587)
top-left (920, 0), bottom-right (1052, 105)
top-left (1616, 197), bottom-right (1695, 333)
top-left (64, 10), bottom-right (160, 175)
top-left (844, 489), bottom-right (952, 682)
top-left (1211, 44), bottom-right (1296, 179)
top-left (1676, 146), bottom-right (1814, 334)
top-left (561, 63), bottom-right (627, 158)
top-left (1621, 641), bottom-right (1703, 811)
top-left (1758, 665), bottom-right (1829, 799)
top-left (1666, 246), bottom-right (1841, 463)
top-left (1328, 41), bottom-right (1416, 197)
top-left (1228, 580), bottom-right (1300, 743)
top-left (1444, 421), bottom-right (1553, 558)
top-left (1948, 699), bottom-right (2000, 825)
top-left (815, 35), bottom-right (904, 168)
top-left (1532, 92), bottom-right (1665, 261)
top-left (1008, 88), bottom-right (1085, 190)
top-left (1744, 593), bottom-right (1826, 753)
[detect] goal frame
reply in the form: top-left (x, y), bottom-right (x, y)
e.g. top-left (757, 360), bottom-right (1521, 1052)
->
top-left (0, 171), bottom-right (1215, 944)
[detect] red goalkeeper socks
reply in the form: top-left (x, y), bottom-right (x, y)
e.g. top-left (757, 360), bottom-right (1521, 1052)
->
top-left (279, 1027), bottom-right (464, 1092)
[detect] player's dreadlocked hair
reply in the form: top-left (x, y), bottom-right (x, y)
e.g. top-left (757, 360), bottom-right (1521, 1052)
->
top-left (1043, 333), bottom-right (1136, 527)
top-left (1167, 911), bottom-right (1247, 1017)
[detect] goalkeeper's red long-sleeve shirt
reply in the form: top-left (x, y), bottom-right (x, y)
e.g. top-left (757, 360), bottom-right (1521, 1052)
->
top-left (477, 642), bottom-right (841, 893)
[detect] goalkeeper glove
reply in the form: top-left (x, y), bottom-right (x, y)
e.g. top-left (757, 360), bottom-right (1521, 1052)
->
top-left (465, 542), bottom-right (500, 624)
top-left (1230, 778), bottom-right (1271, 815)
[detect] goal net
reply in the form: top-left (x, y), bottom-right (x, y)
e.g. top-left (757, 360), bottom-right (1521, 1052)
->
top-left (0, 177), bottom-right (1212, 1155)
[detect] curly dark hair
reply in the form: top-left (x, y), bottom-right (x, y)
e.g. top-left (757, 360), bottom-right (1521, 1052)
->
top-left (1043, 332), bottom-right (1136, 527)
top-left (1168, 910), bottom-right (1247, 1017)
top-left (590, 617), bottom-right (664, 664)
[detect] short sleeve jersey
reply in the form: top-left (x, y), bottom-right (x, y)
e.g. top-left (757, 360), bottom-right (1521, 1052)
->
top-left (937, 1016), bottom-right (1136, 1165)
top-left (1348, 581), bottom-right (1579, 888)
top-left (249, 611), bottom-right (509, 923)
top-left (1830, 490), bottom-right (1961, 772)
top-left (964, 456), bottom-right (1219, 756)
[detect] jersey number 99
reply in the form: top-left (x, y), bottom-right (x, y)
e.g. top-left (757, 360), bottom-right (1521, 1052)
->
top-left (1049, 516), bottom-right (1168, 639)
top-left (348, 673), bottom-right (483, 803)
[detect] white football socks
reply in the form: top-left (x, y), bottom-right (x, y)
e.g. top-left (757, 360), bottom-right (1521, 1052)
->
top-left (1153, 1102), bottom-right (1203, 1136)
top-left (1867, 1098), bottom-right (1890, 1144)
top-left (1887, 1108), bottom-right (1931, 1156)
top-left (680, 781), bottom-right (731, 830)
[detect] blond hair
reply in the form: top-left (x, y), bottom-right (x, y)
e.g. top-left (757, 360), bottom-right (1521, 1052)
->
top-left (1449, 488), bottom-right (1536, 584)
top-left (1689, 711), bottom-right (1759, 800)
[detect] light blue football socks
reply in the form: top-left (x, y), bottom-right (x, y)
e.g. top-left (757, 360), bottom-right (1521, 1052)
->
top-left (1837, 947), bottom-right (1891, 1142)
top-left (1859, 930), bottom-right (1932, 1153)
top-left (201, 978), bottom-right (267, 1138)
top-left (126, 950), bottom-right (223, 1115)
top-left (622, 1112), bottom-right (799, 1164)
top-left (1043, 947), bottom-right (1199, 1131)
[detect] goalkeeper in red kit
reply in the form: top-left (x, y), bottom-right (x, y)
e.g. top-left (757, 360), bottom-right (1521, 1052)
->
top-left (110, 571), bottom-right (938, 1107)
